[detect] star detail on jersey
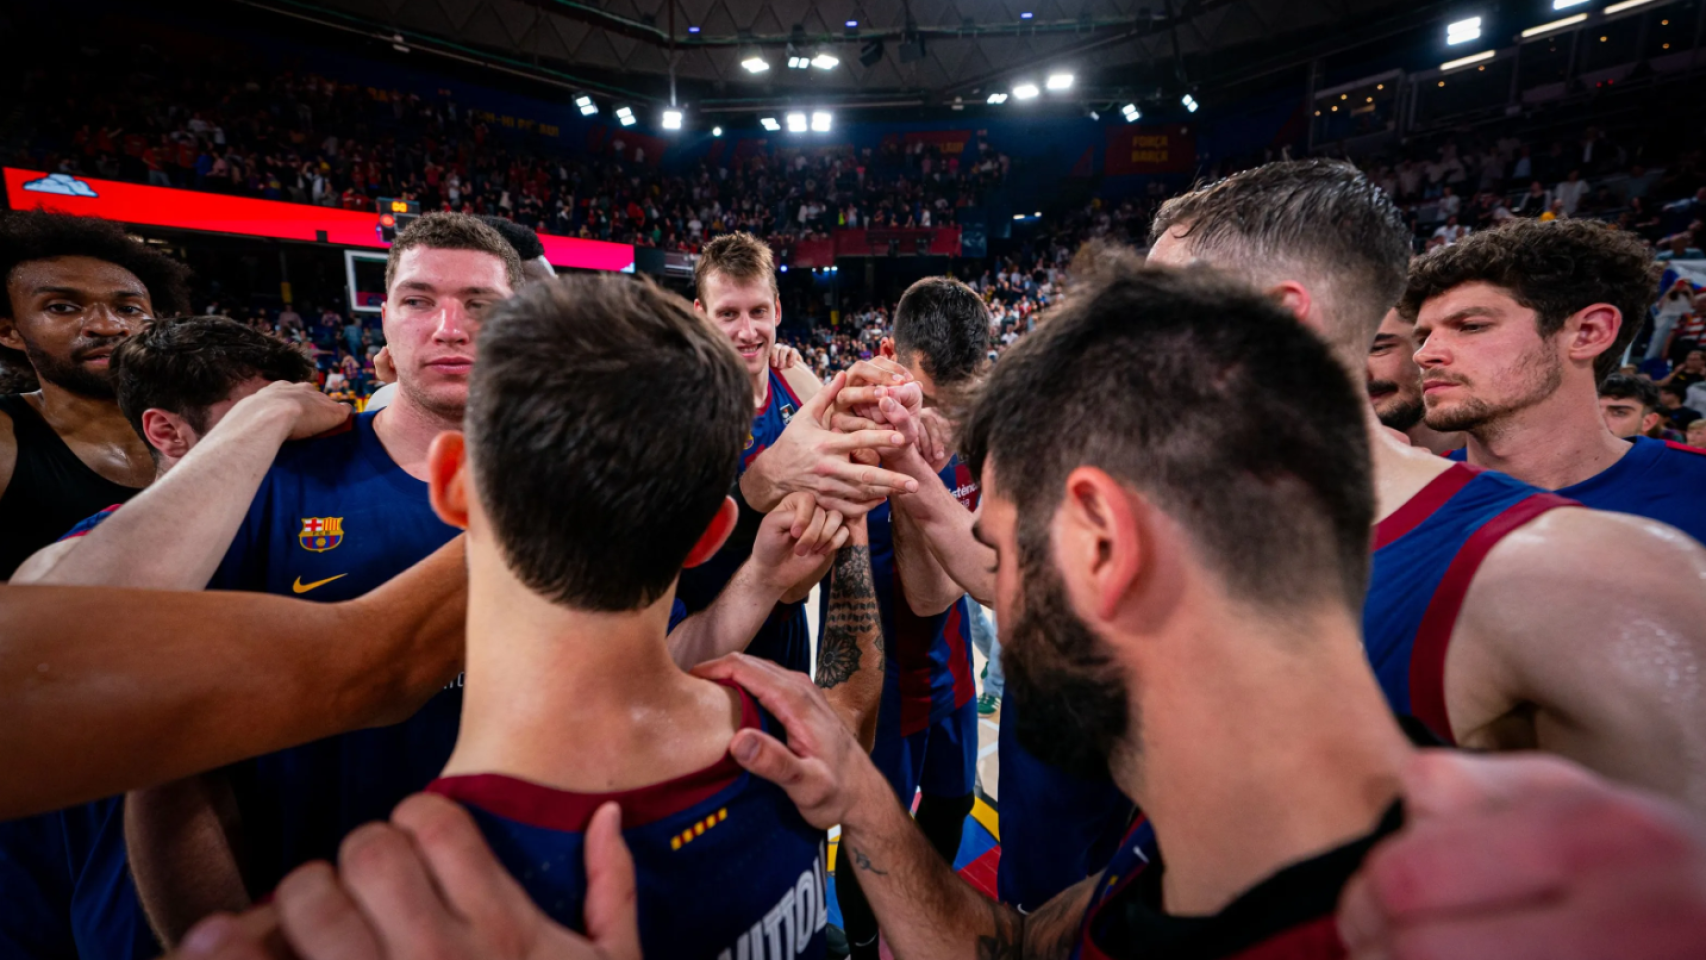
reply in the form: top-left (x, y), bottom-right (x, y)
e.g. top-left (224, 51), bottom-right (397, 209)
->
top-left (298, 516), bottom-right (345, 552)
top-left (291, 573), bottom-right (349, 594)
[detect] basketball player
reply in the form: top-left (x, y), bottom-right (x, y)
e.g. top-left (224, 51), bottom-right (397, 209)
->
top-left (1404, 219), bottom-right (1706, 544)
top-left (828, 278), bottom-right (988, 959)
top-left (12, 317), bottom-right (348, 584)
top-left (1148, 160), bottom-right (1706, 809)
top-left (1367, 309), bottom-right (1463, 455)
top-left (422, 273), bottom-right (874, 955)
top-left (0, 210), bottom-right (191, 577)
top-left (685, 232), bottom-right (917, 673)
top-left (1, 317), bottom-right (346, 960)
top-left (707, 262), bottom-right (1434, 958)
top-left (124, 212), bottom-right (521, 945)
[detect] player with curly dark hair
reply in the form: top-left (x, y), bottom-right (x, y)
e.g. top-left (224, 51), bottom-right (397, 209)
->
top-left (1402, 218), bottom-right (1706, 544)
top-left (0, 209), bottom-right (195, 578)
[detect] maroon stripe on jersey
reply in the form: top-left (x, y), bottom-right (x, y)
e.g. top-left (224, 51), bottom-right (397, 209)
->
top-left (1408, 493), bottom-right (1575, 744)
top-left (944, 602), bottom-right (975, 709)
top-left (1373, 463), bottom-right (1482, 551)
top-left (1664, 439), bottom-right (1706, 457)
top-left (893, 566), bottom-right (938, 736)
top-left (427, 682), bottom-right (759, 831)
top-left (771, 368), bottom-right (804, 410)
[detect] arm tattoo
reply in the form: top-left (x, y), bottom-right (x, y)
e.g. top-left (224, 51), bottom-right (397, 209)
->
top-left (817, 545), bottom-right (879, 689)
top-left (847, 844), bottom-right (889, 876)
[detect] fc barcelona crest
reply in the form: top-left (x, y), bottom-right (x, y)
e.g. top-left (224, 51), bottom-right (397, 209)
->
top-left (299, 517), bottom-right (345, 552)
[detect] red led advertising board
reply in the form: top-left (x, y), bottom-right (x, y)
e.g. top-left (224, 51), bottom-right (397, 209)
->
top-left (4, 169), bottom-right (633, 273)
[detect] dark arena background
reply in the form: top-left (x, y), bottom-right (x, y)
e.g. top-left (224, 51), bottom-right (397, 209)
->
top-left (3, 0), bottom-right (1706, 956)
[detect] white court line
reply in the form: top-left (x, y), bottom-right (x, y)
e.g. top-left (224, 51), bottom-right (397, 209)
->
top-left (978, 742), bottom-right (999, 760)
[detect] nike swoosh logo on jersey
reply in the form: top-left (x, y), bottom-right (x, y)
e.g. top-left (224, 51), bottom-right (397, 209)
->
top-left (292, 573), bottom-right (348, 594)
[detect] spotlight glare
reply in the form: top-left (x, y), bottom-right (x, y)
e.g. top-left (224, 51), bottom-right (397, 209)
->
top-left (786, 112), bottom-right (807, 132)
top-left (846, 19), bottom-right (858, 27)
top-left (688, 25), bottom-right (700, 33)
top-left (1553, 0), bottom-right (1590, 8)
top-left (1181, 93), bottom-right (1199, 112)
top-left (741, 56), bottom-right (770, 73)
top-left (1604, 0), bottom-right (1657, 11)
top-left (662, 109), bottom-right (683, 130)
top-left (1046, 73), bottom-right (1074, 90)
top-left (712, 126), bottom-right (724, 137)
top-left (1013, 83), bottom-right (1040, 99)
top-left (1020, 11), bottom-right (1033, 18)
top-left (1446, 16), bottom-right (1481, 45)
top-left (760, 116), bottom-right (781, 131)
top-left (812, 54), bottom-right (840, 69)
top-left (811, 111), bottom-right (832, 132)
top-left (1121, 102), bottom-right (1141, 122)
top-left (1522, 12), bottom-right (1588, 36)
top-left (1439, 49), bottom-right (1495, 71)
top-left (987, 93), bottom-right (1009, 104)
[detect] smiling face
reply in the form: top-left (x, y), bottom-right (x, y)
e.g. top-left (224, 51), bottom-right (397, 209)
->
top-left (381, 246), bottom-right (513, 421)
top-left (1413, 281), bottom-right (1564, 435)
top-left (696, 270), bottom-right (779, 391)
top-left (0, 255), bottom-right (154, 398)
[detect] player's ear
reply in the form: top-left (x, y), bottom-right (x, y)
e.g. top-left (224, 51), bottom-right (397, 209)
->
top-left (879, 337), bottom-right (896, 359)
top-left (1642, 411), bottom-right (1664, 435)
top-left (426, 431), bottom-right (471, 529)
top-left (684, 497), bottom-right (739, 568)
top-left (1268, 281), bottom-right (1319, 337)
top-left (0, 313), bottom-right (22, 351)
top-left (141, 409), bottom-right (192, 461)
top-left (1568, 303), bottom-right (1621, 364)
top-left (1056, 466), bottom-right (1145, 624)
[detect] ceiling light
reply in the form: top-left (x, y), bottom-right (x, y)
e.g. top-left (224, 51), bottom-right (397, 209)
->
top-left (788, 56), bottom-right (809, 69)
top-left (1046, 73), bottom-right (1074, 90)
top-left (1522, 13), bottom-right (1587, 37)
top-left (1034, 211), bottom-right (1042, 217)
top-left (688, 25), bottom-right (700, 33)
top-left (1014, 214), bottom-right (1026, 220)
top-left (576, 95), bottom-right (598, 116)
top-left (615, 106), bottom-right (636, 127)
top-left (1181, 93), bottom-right (1199, 112)
top-left (760, 116), bottom-right (781, 131)
top-left (812, 53), bottom-right (840, 69)
top-left (1020, 11), bottom-right (1033, 19)
top-left (1440, 49), bottom-right (1495, 71)
top-left (662, 109), bottom-right (683, 130)
top-left (987, 92), bottom-right (1009, 104)
top-left (845, 20), bottom-right (858, 27)
top-left (712, 126), bottom-right (724, 137)
top-left (811, 111), bottom-right (832, 132)
top-left (1013, 83), bottom-right (1040, 99)
top-left (1446, 17), bottom-right (1481, 45)
top-left (1603, 0), bottom-right (1656, 12)
top-left (786, 112), bottom-right (807, 132)
top-left (742, 56), bottom-right (770, 73)
top-left (1553, 0), bottom-right (1590, 8)
top-left (1121, 103), bottom-right (1140, 122)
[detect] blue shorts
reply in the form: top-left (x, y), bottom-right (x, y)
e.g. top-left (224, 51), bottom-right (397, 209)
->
top-left (873, 696), bottom-right (978, 803)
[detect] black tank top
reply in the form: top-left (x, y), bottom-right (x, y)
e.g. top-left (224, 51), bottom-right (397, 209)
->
top-left (0, 394), bottom-right (144, 578)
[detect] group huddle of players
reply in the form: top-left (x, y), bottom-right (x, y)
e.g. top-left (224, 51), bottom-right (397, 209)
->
top-left (1, 158), bottom-right (1705, 960)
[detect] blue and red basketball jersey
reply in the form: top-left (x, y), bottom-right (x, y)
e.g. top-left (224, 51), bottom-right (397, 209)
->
top-left (1366, 463), bottom-right (1573, 741)
top-left (428, 685), bottom-right (827, 960)
top-left (871, 458), bottom-right (980, 737)
top-left (678, 368), bottom-right (812, 673)
top-left (207, 411), bottom-right (462, 894)
top-left (1448, 436), bottom-right (1705, 544)
top-left (56, 503), bottom-right (122, 540)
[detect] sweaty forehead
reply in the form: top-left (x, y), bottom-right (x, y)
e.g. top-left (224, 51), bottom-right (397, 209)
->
top-left (1145, 228), bottom-right (1198, 268)
top-left (8, 256), bottom-right (150, 300)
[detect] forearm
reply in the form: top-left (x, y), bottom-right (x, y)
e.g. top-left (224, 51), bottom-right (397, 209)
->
top-left (837, 766), bottom-right (1021, 960)
top-left (817, 523), bottom-right (883, 751)
top-left (892, 504), bottom-right (963, 617)
top-left (0, 539), bottom-right (466, 819)
top-left (739, 457), bottom-right (786, 513)
top-left (126, 774), bottom-right (249, 947)
top-left (892, 478), bottom-right (994, 606)
top-left (20, 401), bottom-right (296, 589)
top-left (668, 561), bottom-right (788, 670)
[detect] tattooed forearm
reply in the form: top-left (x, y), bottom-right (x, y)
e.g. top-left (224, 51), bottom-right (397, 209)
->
top-left (976, 898), bottom-right (1027, 960)
top-left (817, 544), bottom-right (879, 689)
top-left (847, 844), bottom-right (889, 876)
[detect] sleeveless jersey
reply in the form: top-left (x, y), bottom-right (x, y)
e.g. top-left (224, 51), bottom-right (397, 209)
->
top-left (1071, 806), bottom-right (1402, 960)
top-left (207, 411), bottom-right (461, 893)
top-left (677, 368), bottom-right (811, 673)
top-left (1366, 464), bottom-right (1574, 742)
top-left (1448, 437), bottom-right (1705, 543)
top-left (0, 799), bottom-right (159, 960)
top-left (870, 458), bottom-right (980, 737)
top-left (0, 394), bottom-right (142, 577)
top-left (428, 685), bottom-right (827, 960)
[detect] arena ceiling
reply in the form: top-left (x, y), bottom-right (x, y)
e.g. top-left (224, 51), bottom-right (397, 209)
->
top-left (243, 0), bottom-right (1460, 111)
